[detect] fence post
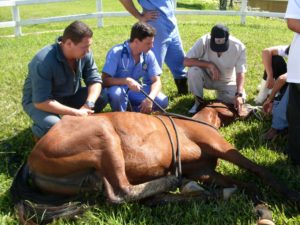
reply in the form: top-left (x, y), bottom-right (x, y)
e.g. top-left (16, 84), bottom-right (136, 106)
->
top-left (240, 0), bottom-right (247, 24)
top-left (172, 0), bottom-right (177, 10)
top-left (12, 5), bottom-right (22, 36)
top-left (96, 0), bottom-right (103, 27)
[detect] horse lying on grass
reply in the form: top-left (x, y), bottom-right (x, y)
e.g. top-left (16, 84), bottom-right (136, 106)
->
top-left (10, 102), bottom-right (299, 224)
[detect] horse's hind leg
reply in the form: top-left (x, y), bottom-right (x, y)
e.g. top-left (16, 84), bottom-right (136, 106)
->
top-left (98, 123), bottom-right (178, 203)
top-left (205, 138), bottom-right (300, 204)
top-left (103, 175), bottom-right (179, 203)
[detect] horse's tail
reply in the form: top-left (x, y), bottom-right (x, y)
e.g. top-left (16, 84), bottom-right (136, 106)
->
top-left (10, 163), bottom-right (88, 224)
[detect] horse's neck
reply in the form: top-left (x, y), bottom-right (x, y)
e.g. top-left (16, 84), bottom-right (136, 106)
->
top-left (192, 108), bottom-right (221, 129)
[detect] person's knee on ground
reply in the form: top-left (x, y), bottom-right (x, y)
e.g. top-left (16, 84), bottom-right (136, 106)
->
top-left (129, 90), bottom-right (169, 113)
top-left (107, 86), bottom-right (128, 112)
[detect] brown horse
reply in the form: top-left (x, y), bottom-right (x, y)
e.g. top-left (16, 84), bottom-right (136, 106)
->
top-left (11, 102), bottom-right (298, 223)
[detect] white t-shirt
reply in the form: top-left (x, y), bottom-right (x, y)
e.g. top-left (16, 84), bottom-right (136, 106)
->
top-left (285, 0), bottom-right (300, 83)
top-left (186, 34), bottom-right (246, 82)
top-left (276, 45), bottom-right (289, 58)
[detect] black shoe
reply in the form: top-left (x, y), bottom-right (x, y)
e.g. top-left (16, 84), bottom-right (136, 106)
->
top-left (174, 78), bottom-right (188, 95)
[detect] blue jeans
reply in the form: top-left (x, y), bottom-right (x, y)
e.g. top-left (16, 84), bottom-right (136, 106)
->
top-left (23, 87), bottom-right (108, 138)
top-left (272, 86), bottom-right (289, 130)
top-left (107, 85), bottom-right (168, 112)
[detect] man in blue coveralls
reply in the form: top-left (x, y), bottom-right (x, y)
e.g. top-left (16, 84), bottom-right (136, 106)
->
top-left (102, 22), bottom-right (168, 113)
top-left (22, 21), bottom-right (107, 139)
top-left (119, 0), bottom-right (188, 95)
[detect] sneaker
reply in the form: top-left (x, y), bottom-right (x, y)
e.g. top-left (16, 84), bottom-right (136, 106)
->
top-left (188, 101), bottom-right (200, 114)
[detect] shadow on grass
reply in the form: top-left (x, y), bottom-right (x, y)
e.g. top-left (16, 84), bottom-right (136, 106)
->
top-left (167, 98), bottom-right (300, 219)
top-left (0, 128), bottom-right (34, 177)
top-left (0, 128), bottom-right (34, 218)
top-left (177, 2), bottom-right (205, 10)
top-left (227, 118), bottom-right (300, 217)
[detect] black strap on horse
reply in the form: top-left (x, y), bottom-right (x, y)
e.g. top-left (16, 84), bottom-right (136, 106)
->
top-left (154, 115), bottom-right (182, 185)
top-left (139, 89), bottom-right (218, 131)
top-left (139, 89), bottom-right (220, 186)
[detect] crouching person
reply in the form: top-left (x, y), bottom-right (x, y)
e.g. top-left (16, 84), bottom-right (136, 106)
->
top-left (22, 21), bottom-right (108, 139)
top-left (102, 22), bottom-right (168, 114)
top-left (184, 24), bottom-right (247, 115)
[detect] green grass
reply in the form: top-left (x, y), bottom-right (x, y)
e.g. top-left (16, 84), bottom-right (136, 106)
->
top-left (1, 0), bottom-right (300, 224)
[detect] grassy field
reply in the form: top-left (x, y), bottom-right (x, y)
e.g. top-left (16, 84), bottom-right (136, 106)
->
top-left (1, 0), bottom-right (300, 224)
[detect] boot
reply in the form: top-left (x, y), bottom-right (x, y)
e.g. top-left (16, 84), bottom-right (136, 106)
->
top-left (174, 78), bottom-right (188, 95)
top-left (254, 79), bottom-right (269, 105)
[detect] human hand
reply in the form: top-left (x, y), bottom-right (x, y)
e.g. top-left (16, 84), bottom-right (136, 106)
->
top-left (208, 63), bottom-right (220, 80)
top-left (76, 107), bottom-right (94, 116)
top-left (262, 99), bottom-right (273, 114)
top-left (139, 98), bottom-right (153, 114)
top-left (126, 78), bottom-right (142, 92)
top-left (266, 77), bottom-right (274, 89)
top-left (235, 96), bottom-right (244, 115)
top-left (140, 10), bottom-right (159, 22)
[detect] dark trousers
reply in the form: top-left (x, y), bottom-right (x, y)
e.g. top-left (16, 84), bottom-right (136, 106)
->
top-left (263, 55), bottom-right (288, 95)
top-left (263, 55), bottom-right (287, 80)
top-left (287, 83), bottom-right (300, 165)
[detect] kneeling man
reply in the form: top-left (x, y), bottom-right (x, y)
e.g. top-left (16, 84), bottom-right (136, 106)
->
top-left (102, 22), bottom-right (168, 114)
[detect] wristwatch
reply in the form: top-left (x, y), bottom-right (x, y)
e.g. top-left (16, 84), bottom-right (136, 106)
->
top-left (85, 100), bottom-right (95, 109)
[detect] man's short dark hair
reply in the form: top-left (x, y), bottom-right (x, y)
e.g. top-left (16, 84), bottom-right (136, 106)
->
top-left (62, 21), bottom-right (93, 44)
top-left (129, 22), bottom-right (156, 42)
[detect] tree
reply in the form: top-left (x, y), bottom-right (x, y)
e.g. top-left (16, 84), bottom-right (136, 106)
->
top-left (219, 0), bottom-right (234, 10)
top-left (219, 0), bottom-right (228, 10)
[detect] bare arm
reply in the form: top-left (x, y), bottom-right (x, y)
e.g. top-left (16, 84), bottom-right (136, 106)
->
top-left (262, 47), bottom-right (279, 89)
top-left (102, 72), bottom-right (141, 91)
top-left (235, 72), bottom-right (245, 114)
top-left (184, 57), bottom-right (221, 80)
top-left (80, 82), bottom-right (102, 110)
top-left (266, 74), bottom-right (287, 102)
top-left (263, 74), bottom-right (287, 114)
top-left (119, 0), bottom-right (158, 22)
top-left (34, 100), bottom-right (93, 116)
top-left (287, 18), bottom-right (300, 33)
top-left (140, 75), bottom-right (162, 114)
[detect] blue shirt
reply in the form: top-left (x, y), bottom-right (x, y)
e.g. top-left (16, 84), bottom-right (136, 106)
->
top-left (138, 0), bottom-right (177, 34)
top-left (102, 41), bottom-right (162, 85)
top-left (22, 38), bottom-right (102, 106)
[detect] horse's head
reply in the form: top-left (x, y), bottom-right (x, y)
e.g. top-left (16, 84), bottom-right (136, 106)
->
top-left (192, 101), bottom-right (238, 128)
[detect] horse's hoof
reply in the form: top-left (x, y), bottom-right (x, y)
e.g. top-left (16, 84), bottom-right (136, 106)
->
top-left (257, 219), bottom-right (275, 225)
top-left (223, 186), bottom-right (237, 200)
top-left (181, 181), bottom-right (206, 194)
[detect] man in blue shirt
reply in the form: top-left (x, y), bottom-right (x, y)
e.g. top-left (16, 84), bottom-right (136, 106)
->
top-left (22, 21), bottom-right (107, 139)
top-left (102, 22), bottom-right (168, 113)
top-left (119, 0), bottom-right (188, 95)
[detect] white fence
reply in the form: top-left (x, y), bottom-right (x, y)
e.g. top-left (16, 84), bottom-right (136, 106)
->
top-left (0, 0), bottom-right (285, 37)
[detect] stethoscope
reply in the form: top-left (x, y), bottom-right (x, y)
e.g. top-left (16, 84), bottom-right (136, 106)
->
top-left (121, 43), bottom-right (130, 72)
top-left (121, 42), bottom-right (148, 72)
